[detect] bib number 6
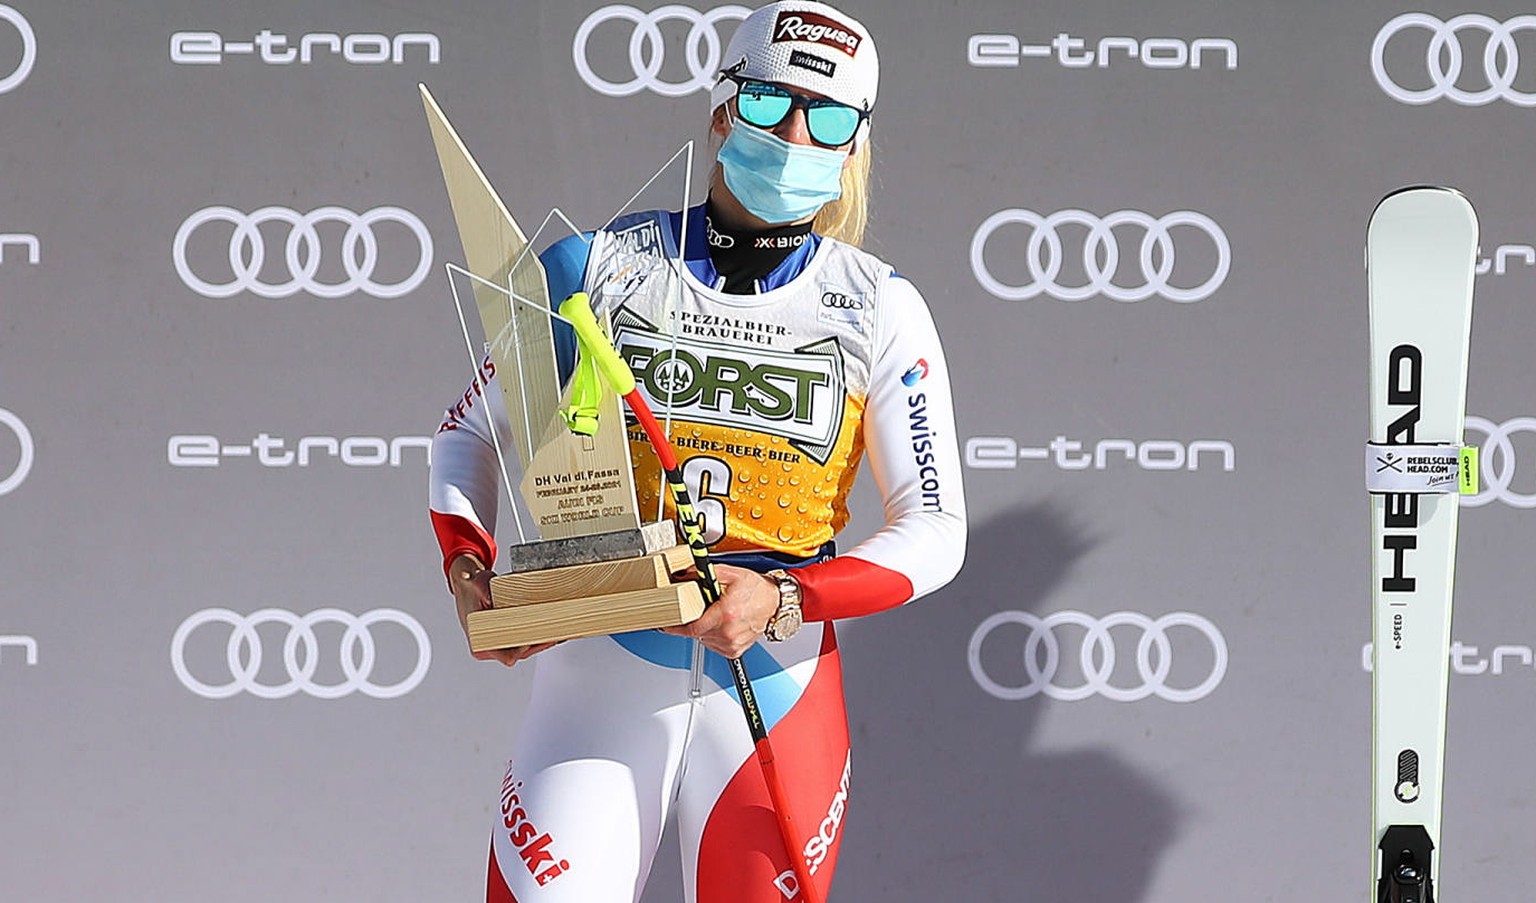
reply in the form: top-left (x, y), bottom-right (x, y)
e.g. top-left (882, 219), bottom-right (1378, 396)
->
top-left (681, 455), bottom-right (731, 545)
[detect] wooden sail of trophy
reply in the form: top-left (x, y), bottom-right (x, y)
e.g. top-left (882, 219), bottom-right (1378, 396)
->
top-left (420, 84), bottom-right (702, 649)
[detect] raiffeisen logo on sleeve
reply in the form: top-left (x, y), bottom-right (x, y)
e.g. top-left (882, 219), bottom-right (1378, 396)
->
top-left (968, 31), bottom-right (1237, 70)
top-left (167, 432), bottom-right (432, 468)
top-left (965, 434), bottom-right (1235, 473)
top-left (170, 29), bottom-right (441, 65)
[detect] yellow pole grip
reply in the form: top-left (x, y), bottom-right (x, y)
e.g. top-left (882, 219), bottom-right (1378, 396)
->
top-left (558, 292), bottom-right (636, 395)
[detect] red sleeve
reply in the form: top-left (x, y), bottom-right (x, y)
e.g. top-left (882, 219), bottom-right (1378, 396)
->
top-left (431, 510), bottom-right (498, 582)
top-left (793, 554), bottom-right (915, 622)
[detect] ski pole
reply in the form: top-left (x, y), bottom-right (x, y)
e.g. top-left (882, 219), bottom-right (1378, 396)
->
top-left (559, 291), bottom-right (822, 903)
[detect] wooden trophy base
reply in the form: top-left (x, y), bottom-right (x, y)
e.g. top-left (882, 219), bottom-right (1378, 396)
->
top-left (467, 525), bottom-right (704, 650)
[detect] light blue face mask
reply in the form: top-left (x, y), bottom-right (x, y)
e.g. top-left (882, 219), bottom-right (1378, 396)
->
top-left (716, 116), bottom-right (848, 225)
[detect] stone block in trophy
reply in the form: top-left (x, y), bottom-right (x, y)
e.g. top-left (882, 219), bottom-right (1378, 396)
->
top-left (420, 85), bottom-right (703, 649)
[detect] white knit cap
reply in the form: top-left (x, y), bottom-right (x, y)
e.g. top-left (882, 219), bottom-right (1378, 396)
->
top-left (709, 1), bottom-right (879, 117)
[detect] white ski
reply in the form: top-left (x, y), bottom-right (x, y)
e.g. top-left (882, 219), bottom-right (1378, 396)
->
top-left (1366, 186), bottom-right (1477, 903)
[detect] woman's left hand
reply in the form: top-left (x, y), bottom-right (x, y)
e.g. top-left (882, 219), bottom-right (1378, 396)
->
top-left (662, 563), bottom-right (782, 659)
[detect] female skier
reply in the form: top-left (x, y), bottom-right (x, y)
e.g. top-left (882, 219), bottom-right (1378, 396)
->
top-left (429, 3), bottom-right (966, 899)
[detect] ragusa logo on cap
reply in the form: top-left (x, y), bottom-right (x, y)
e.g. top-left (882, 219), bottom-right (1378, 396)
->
top-left (772, 11), bottom-right (862, 57)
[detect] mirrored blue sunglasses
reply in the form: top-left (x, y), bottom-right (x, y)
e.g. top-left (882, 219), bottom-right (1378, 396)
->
top-left (727, 76), bottom-right (867, 148)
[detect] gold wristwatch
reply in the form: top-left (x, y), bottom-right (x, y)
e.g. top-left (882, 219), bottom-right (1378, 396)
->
top-left (763, 569), bottom-right (804, 642)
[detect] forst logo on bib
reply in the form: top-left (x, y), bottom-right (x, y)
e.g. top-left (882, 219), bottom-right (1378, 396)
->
top-left (612, 310), bottom-right (847, 464)
top-left (772, 10), bottom-right (862, 57)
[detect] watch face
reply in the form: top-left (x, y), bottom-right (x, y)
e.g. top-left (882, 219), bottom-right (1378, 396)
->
top-left (766, 570), bottom-right (803, 641)
top-left (773, 608), bottom-right (803, 640)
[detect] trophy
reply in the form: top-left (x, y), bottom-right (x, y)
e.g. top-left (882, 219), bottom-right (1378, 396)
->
top-left (419, 85), bottom-right (702, 650)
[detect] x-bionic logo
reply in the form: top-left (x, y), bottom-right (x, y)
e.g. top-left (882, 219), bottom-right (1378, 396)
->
top-left (0, 5), bottom-right (36, 94)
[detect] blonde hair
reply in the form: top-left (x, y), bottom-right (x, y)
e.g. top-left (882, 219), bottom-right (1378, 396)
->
top-left (813, 138), bottom-right (871, 247)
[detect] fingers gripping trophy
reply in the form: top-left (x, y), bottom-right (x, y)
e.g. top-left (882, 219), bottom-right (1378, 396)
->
top-left (424, 3), bottom-right (967, 900)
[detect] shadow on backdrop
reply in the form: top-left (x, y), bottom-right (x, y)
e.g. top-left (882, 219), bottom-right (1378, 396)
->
top-left (833, 500), bottom-right (1183, 901)
top-left (639, 501), bottom-right (1182, 902)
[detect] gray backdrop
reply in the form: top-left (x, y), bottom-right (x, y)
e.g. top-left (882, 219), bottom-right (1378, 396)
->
top-left (3, 1), bottom-right (1534, 900)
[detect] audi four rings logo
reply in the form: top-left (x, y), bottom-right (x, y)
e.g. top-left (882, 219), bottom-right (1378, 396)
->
top-left (1464, 415), bottom-right (1536, 508)
top-left (970, 209), bottom-right (1231, 303)
top-left (0, 407), bottom-right (34, 496)
top-left (170, 608), bottom-right (431, 699)
top-left (574, 4), bottom-right (751, 97)
top-left (0, 5), bottom-right (36, 95)
top-left (1373, 13), bottom-right (1536, 106)
top-left (172, 206), bottom-right (433, 299)
top-left (968, 610), bottom-right (1228, 702)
